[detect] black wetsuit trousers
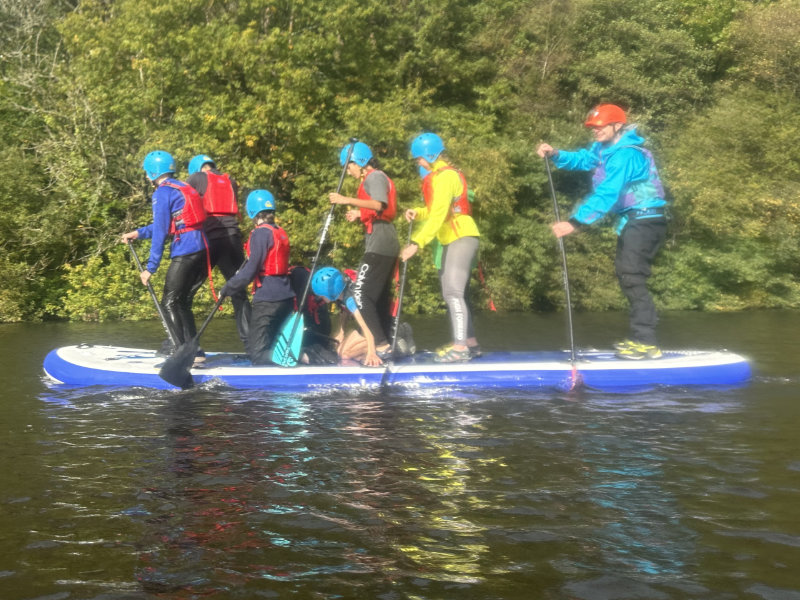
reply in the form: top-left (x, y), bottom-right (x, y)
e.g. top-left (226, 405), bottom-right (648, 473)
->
top-left (247, 298), bottom-right (294, 365)
top-left (615, 217), bottom-right (667, 346)
top-left (161, 250), bottom-right (208, 345)
top-left (208, 232), bottom-right (251, 346)
top-left (353, 253), bottom-right (397, 347)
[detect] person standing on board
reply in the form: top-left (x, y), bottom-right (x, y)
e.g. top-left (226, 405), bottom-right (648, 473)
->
top-left (399, 132), bottom-right (481, 363)
top-left (328, 141), bottom-right (400, 357)
top-left (122, 150), bottom-right (208, 354)
top-left (536, 103), bottom-right (668, 360)
top-left (186, 154), bottom-right (251, 348)
top-left (218, 190), bottom-right (295, 365)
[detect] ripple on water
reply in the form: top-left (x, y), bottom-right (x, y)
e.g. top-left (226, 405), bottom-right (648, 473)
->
top-left (13, 377), bottom-right (793, 597)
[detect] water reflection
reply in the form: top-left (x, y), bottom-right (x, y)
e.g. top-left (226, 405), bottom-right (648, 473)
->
top-left (134, 392), bottom-right (318, 594)
top-left (22, 374), bottom-right (798, 598)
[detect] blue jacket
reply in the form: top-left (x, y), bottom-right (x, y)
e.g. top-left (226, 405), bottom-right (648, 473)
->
top-left (553, 127), bottom-right (666, 233)
top-left (136, 178), bottom-right (207, 273)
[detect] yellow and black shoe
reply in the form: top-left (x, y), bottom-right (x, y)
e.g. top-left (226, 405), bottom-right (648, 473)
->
top-left (613, 339), bottom-right (636, 351)
top-left (434, 347), bottom-right (472, 363)
top-left (616, 343), bottom-right (663, 360)
top-left (435, 343), bottom-right (453, 356)
top-left (436, 342), bottom-right (481, 359)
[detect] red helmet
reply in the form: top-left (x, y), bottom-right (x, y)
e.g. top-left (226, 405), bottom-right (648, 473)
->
top-left (584, 104), bottom-right (627, 127)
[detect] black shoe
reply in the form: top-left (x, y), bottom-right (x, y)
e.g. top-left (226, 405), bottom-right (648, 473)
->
top-left (156, 339), bottom-right (176, 357)
top-left (395, 322), bottom-right (416, 356)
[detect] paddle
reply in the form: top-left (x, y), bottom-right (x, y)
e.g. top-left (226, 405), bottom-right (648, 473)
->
top-left (390, 220), bottom-right (413, 355)
top-left (271, 138), bottom-right (358, 367)
top-left (127, 240), bottom-right (179, 348)
top-left (544, 157), bottom-right (580, 389)
top-left (381, 221), bottom-right (413, 386)
top-left (158, 295), bottom-right (226, 389)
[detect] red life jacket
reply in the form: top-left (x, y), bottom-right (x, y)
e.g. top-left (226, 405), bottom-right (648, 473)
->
top-left (165, 181), bottom-right (206, 235)
top-left (245, 223), bottom-right (290, 289)
top-left (421, 166), bottom-right (471, 220)
top-left (203, 172), bottom-right (238, 216)
top-left (357, 170), bottom-right (397, 234)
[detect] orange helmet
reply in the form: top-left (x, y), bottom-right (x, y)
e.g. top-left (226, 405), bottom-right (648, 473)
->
top-left (584, 104), bottom-right (627, 127)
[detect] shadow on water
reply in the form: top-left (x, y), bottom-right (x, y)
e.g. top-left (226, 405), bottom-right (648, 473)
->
top-left (2, 311), bottom-right (800, 598)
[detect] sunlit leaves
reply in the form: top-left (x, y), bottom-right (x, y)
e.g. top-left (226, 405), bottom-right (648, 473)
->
top-left (3, 0), bottom-right (800, 322)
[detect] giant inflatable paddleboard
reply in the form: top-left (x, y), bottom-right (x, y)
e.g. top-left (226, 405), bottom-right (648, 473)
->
top-left (43, 344), bottom-right (751, 392)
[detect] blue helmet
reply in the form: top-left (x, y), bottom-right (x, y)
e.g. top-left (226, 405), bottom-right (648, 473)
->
top-left (339, 141), bottom-right (372, 168)
top-left (142, 150), bottom-right (176, 181)
top-left (410, 133), bottom-right (444, 163)
top-left (188, 154), bottom-right (215, 175)
top-left (312, 267), bottom-right (346, 302)
top-left (246, 189), bottom-right (276, 219)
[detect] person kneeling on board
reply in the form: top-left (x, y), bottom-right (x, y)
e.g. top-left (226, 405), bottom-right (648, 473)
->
top-left (311, 267), bottom-right (414, 367)
top-left (218, 190), bottom-right (295, 365)
top-left (287, 264), bottom-right (340, 365)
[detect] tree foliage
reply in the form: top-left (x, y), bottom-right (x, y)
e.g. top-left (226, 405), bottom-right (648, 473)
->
top-left (1, 0), bottom-right (799, 322)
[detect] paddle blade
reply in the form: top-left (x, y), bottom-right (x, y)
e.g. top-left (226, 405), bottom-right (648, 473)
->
top-left (271, 312), bottom-right (304, 367)
top-left (158, 340), bottom-right (198, 389)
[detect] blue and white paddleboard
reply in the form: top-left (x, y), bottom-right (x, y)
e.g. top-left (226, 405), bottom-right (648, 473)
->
top-left (43, 344), bottom-right (752, 392)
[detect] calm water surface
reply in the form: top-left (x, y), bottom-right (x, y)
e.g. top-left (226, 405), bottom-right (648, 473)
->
top-left (1, 310), bottom-right (800, 599)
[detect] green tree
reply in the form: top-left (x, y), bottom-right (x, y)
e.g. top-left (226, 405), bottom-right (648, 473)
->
top-left (0, 0), bottom-right (85, 321)
top-left (4, 0), bottom-right (800, 323)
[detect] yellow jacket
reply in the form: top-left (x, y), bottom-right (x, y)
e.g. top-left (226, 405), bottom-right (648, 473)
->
top-left (410, 159), bottom-right (480, 248)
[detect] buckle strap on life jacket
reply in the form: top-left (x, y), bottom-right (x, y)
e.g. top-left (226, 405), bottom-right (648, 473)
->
top-left (628, 206), bottom-right (665, 219)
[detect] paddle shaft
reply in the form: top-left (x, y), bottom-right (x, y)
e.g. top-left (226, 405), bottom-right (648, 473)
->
top-left (284, 139), bottom-right (357, 358)
top-left (195, 295), bottom-right (226, 341)
top-left (127, 240), bottom-right (179, 347)
top-left (544, 157), bottom-right (577, 364)
top-left (389, 221), bottom-right (413, 356)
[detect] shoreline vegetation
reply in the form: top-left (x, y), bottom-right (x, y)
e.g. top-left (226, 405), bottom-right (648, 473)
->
top-left (3, 0), bottom-right (800, 323)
